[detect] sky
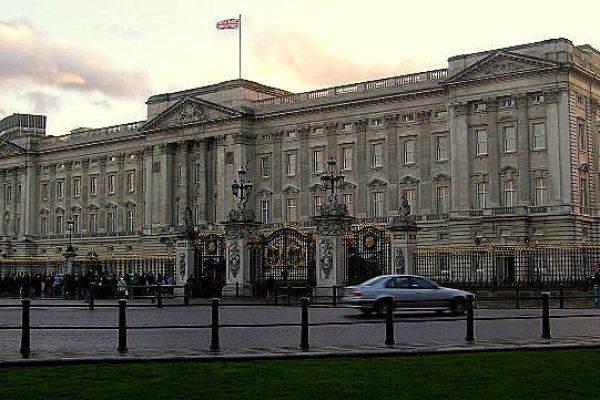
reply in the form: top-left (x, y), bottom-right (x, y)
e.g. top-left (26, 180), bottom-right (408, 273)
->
top-left (1, 0), bottom-right (599, 136)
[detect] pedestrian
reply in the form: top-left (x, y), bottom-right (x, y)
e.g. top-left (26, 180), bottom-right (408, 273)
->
top-left (266, 275), bottom-right (275, 302)
top-left (593, 267), bottom-right (600, 306)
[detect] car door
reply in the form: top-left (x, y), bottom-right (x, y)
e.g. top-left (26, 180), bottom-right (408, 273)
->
top-left (408, 276), bottom-right (444, 308)
top-left (384, 276), bottom-right (418, 309)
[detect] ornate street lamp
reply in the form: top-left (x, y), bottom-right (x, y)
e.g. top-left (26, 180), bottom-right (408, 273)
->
top-left (318, 157), bottom-right (347, 217)
top-left (229, 165), bottom-right (254, 222)
top-left (63, 219), bottom-right (76, 274)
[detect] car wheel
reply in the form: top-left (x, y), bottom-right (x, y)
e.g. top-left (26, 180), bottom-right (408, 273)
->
top-left (450, 298), bottom-right (467, 315)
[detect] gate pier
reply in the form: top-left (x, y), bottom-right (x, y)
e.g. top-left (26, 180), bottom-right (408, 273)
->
top-left (314, 216), bottom-right (354, 295)
top-left (223, 221), bottom-right (261, 297)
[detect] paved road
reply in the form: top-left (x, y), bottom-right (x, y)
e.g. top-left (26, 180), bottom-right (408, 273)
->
top-left (1, 297), bottom-right (599, 361)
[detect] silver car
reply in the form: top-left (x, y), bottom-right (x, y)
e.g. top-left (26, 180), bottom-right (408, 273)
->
top-left (342, 275), bottom-right (473, 316)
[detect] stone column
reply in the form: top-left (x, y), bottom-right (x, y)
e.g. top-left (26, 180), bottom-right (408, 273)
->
top-left (388, 216), bottom-right (418, 274)
top-left (313, 216), bottom-right (354, 294)
top-left (222, 221), bottom-right (261, 297)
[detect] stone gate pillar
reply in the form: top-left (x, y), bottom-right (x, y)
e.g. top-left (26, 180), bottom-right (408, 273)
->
top-left (314, 216), bottom-right (354, 295)
top-left (389, 216), bottom-right (418, 274)
top-left (175, 237), bottom-right (195, 297)
top-left (222, 221), bottom-right (261, 297)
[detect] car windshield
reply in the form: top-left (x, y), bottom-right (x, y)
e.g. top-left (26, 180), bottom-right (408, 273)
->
top-left (358, 276), bottom-right (389, 287)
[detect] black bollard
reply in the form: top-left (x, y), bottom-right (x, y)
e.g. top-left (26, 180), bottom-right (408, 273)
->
top-left (236, 281), bottom-right (239, 298)
top-left (541, 292), bottom-right (551, 339)
top-left (184, 283), bottom-right (190, 306)
top-left (89, 284), bottom-right (95, 310)
top-left (559, 283), bottom-right (564, 309)
top-left (465, 294), bottom-right (475, 342)
top-left (118, 299), bottom-right (128, 352)
top-left (300, 297), bottom-right (310, 351)
top-left (19, 298), bottom-right (31, 358)
top-left (332, 286), bottom-right (337, 307)
top-left (211, 298), bottom-right (220, 351)
top-left (384, 296), bottom-right (395, 346)
top-left (157, 285), bottom-right (163, 308)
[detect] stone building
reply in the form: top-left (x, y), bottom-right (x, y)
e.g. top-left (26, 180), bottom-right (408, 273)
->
top-left (1, 38), bottom-right (599, 284)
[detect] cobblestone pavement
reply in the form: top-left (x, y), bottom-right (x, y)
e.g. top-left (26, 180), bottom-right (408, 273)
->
top-left (1, 296), bottom-right (599, 366)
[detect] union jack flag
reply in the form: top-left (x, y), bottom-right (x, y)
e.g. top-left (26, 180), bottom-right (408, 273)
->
top-left (216, 18), bottom-right (240, 30)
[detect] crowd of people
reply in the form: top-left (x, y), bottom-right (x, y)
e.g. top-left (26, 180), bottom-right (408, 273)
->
top-left (0, 271), bottom-right (178, 300)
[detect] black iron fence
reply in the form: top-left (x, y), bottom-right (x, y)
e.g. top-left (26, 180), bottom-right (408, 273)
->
top-left (414, 242), bottom-right (600, 290)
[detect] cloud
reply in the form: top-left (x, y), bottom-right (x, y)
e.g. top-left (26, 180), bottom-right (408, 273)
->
top-left (0, 20), bottom-right (150, 98)
top-left (252, 29), bottom-right (439, 91)
top-left (23, 91), bottom-right (61, 113)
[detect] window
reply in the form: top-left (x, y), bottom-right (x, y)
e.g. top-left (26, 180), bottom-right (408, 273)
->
top-left (404, 140), bottom-right (415, 164)
top-left (504, 126), bottom-right (516, 153)
top-left (436, 185), bottom-right (450, 214)
top-left (404, 188), bottom-right (417, 214)
top-left (372, 119), bottom-right (383, 126)
top-left (475, 182), bottom-right (488, 209)
top-left (504, 180), bottom-right (515, 207)
top-left (578, 121), bottom-right (587, 150)
top-left (373, 192), bottom-right (384, 217)
top-left (126, 172), bottom-right (135, 192)
top-left (286, 131), bottom-right (297, 138)
top-left (16, 185), bottom-right (21, 204)
top-left (285, 153), bottom-right (297, 176)
top-left (342, 123), bottom-right (353, 132)
top-left (314, 195), bottom-right (325, 215)
top-left (5, 186), bottom-right (11, 204)
top-left (41, 183), bottom-right (49, 201)
top-left (57, 181), bottom-right (64, 198)
top-left (342, 146), bottom-right (353, 171)
top-left (313, 126), bottom-right (324, 134)
top-left (41, 216), bottom-right (48, 235)
top-left (260, 155), bottom-right (270, 177)
top-left (72, 214), bottom-right (81, 234)
top-left (177, 165), bottom-right (184, 185)
top-left (194, 163), bottom-right (201, 184)
top-left (533, 94), bottom-right (545, 103)
top-left (108, 212), bottom-right (116, 233)
top-left (4, 215), bottom-right (9, 236)
top-left (72, 178), bottom-right (81, 197)
top-left (534, 177), bottom-right (548, 206)
top-left (532, 123), bottom-right (546, 150)
top-left (56, 215), bottom-right (64, 235)
top-left (402, 114), bottom-right (415, 123)
top-left (90, 176), bottom-right (98, 196)
top-left (580, 177), bottom-right (589, 207)
top-left (372, 143), bottom-right (383, 167)
top-left (476, 103), bottom-right (487, 111)
top-left (90, 213), bottom-right (98, 234)
top-left (126, 210), bottom-right (134, 231)
top-left (108, 175), bottom-right (116, 194)
top-left (260, 200), bottom-right (271, 223)
top-left (313, 149), bottom-right (324, 173)
top-left (503, 99), bottom-right (515, 107)
top-left (285, 198), bottom-right (297, 222)
top-left (14, 215), bottom-right (19, 235)
top-left (343, 193), bottom-right (354, 216)
top-left (435, 110), bottom-right (448, 118)
top-left (436, 136), bottom-right (448, 161)
top-left (476, 130), bottom-right (488, 155)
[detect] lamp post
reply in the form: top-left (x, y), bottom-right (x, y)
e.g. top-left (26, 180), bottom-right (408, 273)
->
top-left (318, 157), bottom-right (347, 217)
top-left (63, 219), bottom-right (76, 275)
top-left (229, 165), bottom-right (253, 221)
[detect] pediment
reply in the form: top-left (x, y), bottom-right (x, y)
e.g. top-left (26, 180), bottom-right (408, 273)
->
top-left (283, 185), bottom-right (300, 196)
top-left (399, 175), bottom-right (420, 185)
top-left (140, 97), bottom-right (245, 133)
top-left (255, 188), bottom-right (274, 197)
top-left (366, 178), bottom-right (388, 187)
top-left (446, 51), bottom-right (561, 84)
top-left (0, 141), bottom-right (26, 157)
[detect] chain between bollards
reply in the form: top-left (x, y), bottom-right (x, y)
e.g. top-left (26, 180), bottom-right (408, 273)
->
top-left (541, 291), bottom-right (551, 339)
top-left (19, 298), bottom-right (31, 358)
top-left (211, 298), bottom-right (220, 351)
top-left (384, 296), bottom-right (395, 346)
top-left (300, 297), bottom-right (310, 351)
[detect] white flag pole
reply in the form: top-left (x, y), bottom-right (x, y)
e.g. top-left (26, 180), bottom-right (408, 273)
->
top-left (238, 14), bottom-right (242, 80)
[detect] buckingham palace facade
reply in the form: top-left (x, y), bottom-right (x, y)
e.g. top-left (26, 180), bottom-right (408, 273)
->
top-left (1, 37), bottom-right (600, 269)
